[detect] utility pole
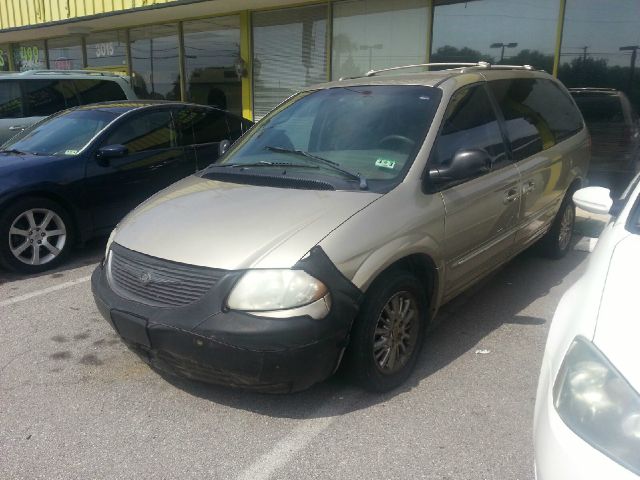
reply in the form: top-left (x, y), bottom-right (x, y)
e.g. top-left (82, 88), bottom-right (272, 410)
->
top-left (620, 45), bottom-right (639, 92)
top-left (360, 43), bottom-right (383, 71)
top-left (490, 42), bottom-right (518, 62)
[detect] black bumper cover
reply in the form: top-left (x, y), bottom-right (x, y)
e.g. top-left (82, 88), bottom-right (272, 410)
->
top-left (92, 246), bottom-right (362, 393)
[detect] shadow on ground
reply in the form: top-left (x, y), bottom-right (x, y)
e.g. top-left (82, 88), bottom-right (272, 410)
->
top-left (0, 236), bottom-right (105, 285)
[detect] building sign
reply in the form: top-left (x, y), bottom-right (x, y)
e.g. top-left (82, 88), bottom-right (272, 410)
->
top-left (95, 42), bottom-right (116, 58)
top-left (53, 57), bottom-right (73, 70)
top-left (16, 45), bottom-right (43, 70)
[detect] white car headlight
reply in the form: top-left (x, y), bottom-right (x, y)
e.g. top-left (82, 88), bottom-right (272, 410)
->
top-left (553, 336), bottom-right (640, 475)
top-left (227, 269), bottom-right (328, 312)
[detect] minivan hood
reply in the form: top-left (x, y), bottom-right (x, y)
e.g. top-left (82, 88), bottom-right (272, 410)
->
top-left (114, 175), bottom-right (381, 270)
top-left (592, 233), bottom-right (640, 392)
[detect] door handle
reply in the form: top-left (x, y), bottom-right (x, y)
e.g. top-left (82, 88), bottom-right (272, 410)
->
top-left (9, 125), bottom-right (25, 131)
top-left (504, 188), bottom-right (520, 204)
top-left (522, 181), bottom-right (536, 195)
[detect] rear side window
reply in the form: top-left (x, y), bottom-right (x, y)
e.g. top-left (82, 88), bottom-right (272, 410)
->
top-left (572, 94), bottom-right (624, 124)
top-left (489, 79), bottom-right (583, 161)
top-left (24, 79), bottom-right (79, 117)
top-left (431, 84), bottom-right (508, 170)
top-left (173, 108), bottom-right (230, 146)
top-left (103, 110), bottom-right (177, 153)
top-left (0, 81), bottom-right (22, 119)
top-left (74, 79), bottom-right (127, 104)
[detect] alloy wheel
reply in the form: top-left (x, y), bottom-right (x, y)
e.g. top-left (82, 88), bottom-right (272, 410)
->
top-left (8, 208), bottom-right (67, 266)
top-left (372, 291), bottom-right (419, 374)
top-left (558, 204), bottom-right (575, 251)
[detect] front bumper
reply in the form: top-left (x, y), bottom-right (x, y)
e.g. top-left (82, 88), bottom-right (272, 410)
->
top-left (91, 246), bottom-right (361, 393)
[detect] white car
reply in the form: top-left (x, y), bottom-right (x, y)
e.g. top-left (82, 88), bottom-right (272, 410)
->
top-left (534, 178), bottom-right (640, 479)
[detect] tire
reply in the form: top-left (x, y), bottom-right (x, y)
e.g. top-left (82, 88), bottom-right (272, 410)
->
top-left (344, 270), bottom-right (428, 392)
top-left (0, 197), bottom-right (74, 274)
top-left (539, 195), bottom-right (576, 259)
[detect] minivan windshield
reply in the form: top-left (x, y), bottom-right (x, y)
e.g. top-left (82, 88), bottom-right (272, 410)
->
top-left (210, 85), bottom-right (441, 192)
top-left (2, 109), bottom-right (118, 156)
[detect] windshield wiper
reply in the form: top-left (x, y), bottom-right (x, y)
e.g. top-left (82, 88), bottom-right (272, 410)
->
top-left (210, 160), bottom-right (319, 169)
top-left (0, 148), bottom-right (29, 155)
top-left (265, 146), bottom-right (368, 190)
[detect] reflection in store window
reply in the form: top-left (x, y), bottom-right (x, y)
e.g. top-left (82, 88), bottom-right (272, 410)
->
top-left (332, 0), bottom-right (428, 79)
top-left (432, 0), bottom-right (557, 71)
top-left (130, 24), bottom-right (180, 100)
top-left (559, 0), bottom-right (640, 110)
top-left (0, 45), bottom-right (9, 71)
top-left (48, 36), bottom-right (84, 70)
top-left (252, 6), bottom-right (327, 120)
top-left (183, 16), bottom-right (242, 116)
top-left (86, 31), bottom-right (128, 76)
top-left (13, 41), bottom-right (47, 71)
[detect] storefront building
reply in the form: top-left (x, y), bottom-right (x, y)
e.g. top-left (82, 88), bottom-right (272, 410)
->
top-left (0, 0), bottom-right (638, 121)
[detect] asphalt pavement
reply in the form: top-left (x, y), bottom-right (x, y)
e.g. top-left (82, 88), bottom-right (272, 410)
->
top-left (0, 218), bottom-right (602, 480)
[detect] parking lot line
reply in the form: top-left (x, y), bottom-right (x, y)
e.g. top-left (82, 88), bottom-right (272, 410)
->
top-left (0, 275), bottom-right (91, 307)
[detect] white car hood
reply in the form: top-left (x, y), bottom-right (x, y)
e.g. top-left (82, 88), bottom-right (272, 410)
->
top-left (113, 175), bottom-right (381, 270)
top-left (593, 233), bottom-right (640, 392)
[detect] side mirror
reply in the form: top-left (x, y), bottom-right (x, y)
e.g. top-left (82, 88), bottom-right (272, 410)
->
top-left (429, 148), bottom-right (491, 187)
top-left (96, 144), bottom-right (128, 166)
top-left (219, 139), bottom-right (231, 157)
top-left (573, 187), bottom-right (612, 215)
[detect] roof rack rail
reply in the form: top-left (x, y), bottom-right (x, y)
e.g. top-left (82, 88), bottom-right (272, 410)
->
top-left (362, 62), bottom-right (534, 77)
top-left (19, 69), bottom-right (122, 77)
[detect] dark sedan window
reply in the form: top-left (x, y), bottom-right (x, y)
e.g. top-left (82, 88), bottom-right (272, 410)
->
top-left (173, 108), bottom-right (230, 146)
top-left (103, 110), bottom-right (177, 152)
top-left (3, 109), bottom-right (117, 155)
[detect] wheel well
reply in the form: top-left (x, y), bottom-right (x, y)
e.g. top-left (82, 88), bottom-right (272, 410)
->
top-left (568, 177), bottom-right (583, 197)
top-left (378, 254), bottom-right (438, 308)
top-left (1, 191), bottom-right (81, 243)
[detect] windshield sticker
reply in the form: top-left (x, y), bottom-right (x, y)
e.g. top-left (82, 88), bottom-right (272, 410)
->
top-left (375, 158), bottom-right (396, 170)
top-left (65, 149), bottom-right (79, 155)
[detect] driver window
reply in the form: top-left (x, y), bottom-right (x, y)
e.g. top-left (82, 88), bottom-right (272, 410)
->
top-left (103, 110), bottom-right (177, 153)
top-left (431, 85), bottom-right (507, 170)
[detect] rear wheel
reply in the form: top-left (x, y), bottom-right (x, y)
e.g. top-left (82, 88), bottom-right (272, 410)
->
top-left (0, 197), bottom-right (73, 273)
top-left (539, 195), bottom-right (575, 259)
top-left (344, 270), bottom-right (428, 392)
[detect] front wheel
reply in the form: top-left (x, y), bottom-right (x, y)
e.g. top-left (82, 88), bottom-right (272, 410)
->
top-left (539, 196), bottom-right (576, 259)
top-left (344, 270), bottom-right (428, 392)
top-left (0, 197), bottom-right (73, 273)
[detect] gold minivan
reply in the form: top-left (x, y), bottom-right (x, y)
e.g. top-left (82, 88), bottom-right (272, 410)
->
top-left (92, 63), bottom-right (589, 393)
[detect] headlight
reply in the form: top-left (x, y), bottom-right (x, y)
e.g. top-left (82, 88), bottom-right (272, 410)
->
top-left (553, 336), bottom-right (640, 475)
top-left (227, 269), bottom-right (328, 312)
top-left (105, 228), bottom-right (117, 259)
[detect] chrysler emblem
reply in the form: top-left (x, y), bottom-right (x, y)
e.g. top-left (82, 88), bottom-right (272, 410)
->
top-left (138, 271), bottom-right (152, 285)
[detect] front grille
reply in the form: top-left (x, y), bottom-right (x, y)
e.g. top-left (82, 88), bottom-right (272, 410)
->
top-left (108, 244), bottom-right (225, 307)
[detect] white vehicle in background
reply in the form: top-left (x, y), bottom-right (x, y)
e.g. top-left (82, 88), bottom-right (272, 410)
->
top-left (534, 177), bottom-right (640, 479)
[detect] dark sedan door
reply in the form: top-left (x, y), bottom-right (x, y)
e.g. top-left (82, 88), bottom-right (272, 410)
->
top-left (85, 108), bottom-right (194, 231)
top-left (173, 106), bottom-right (231, 170)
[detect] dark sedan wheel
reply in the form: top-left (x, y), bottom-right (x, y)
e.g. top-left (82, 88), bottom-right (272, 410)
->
top-left (344, 270), bottom-right (428, 392)
top-left (0, 197), bottom-right (73, 273)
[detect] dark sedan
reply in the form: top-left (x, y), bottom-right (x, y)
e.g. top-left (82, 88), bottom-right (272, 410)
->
top-left (0, 101), bottom-right (252, 273)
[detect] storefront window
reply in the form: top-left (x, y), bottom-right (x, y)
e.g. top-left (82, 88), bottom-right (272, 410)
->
top-left (0, 45), bottom-right (9, 71)
top-left (432, 0), bottom-right (558, 72)
top-left (252, 5), bottom-right (327, 120)
top-left (183, 16), bottom-right (242, 115)
top-left (48, 36), bottom-right (84, 70)
top-left (130, 24), bottom-right (180, 100)
top-left (332, 0), bottom-right (429, 80)
top-left (13, 41), bottom-right (47, 71)
top-left (86, 30), bottom-right (128, 75)
top-left (559, 0), bottom-right (640, 109)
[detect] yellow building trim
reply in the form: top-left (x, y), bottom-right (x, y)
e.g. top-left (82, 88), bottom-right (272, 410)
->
top-left (240, 10), bottom-right (253, 121)
top-left (0, 0), bottom-right (180, 30)
top-left (552, 0), bottom-right (566, 77)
